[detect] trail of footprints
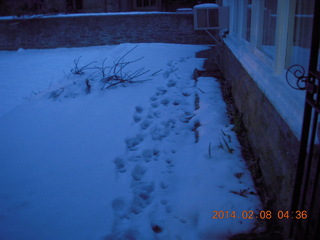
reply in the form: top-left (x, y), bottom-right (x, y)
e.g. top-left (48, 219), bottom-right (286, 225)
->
top-left (109, 59), bottom-right (197, 238)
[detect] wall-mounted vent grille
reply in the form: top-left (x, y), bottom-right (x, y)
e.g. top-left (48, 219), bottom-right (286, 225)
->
top-left (193, 4), bottom-right (230, 30)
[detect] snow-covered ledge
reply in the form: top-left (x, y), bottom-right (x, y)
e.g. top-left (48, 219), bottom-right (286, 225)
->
top-left (223, 35), bottom-right (305, 140)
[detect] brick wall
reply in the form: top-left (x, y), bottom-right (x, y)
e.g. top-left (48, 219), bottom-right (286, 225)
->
top-left (0, 13), bottom-right (212, 50)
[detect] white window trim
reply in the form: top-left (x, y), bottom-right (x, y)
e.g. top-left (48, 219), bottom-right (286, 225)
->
top-left (229, 0), bottom-right (238, 35)
top-left (284, 0), bottom-right (297, 70)
top-left (274, 0), bottom-right (295, 74)
top-left (221, 0), bottom-right (306, 138)
top-left (225, 0), bottom-right (304, 74)
top-left (250, 0), bottom-right (264, 52)
top-left (237, 0), bottom-right (248, 38)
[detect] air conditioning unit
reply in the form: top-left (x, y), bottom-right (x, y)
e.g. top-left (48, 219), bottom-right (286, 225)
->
top-left (193, 4), bottom-right (230, 30)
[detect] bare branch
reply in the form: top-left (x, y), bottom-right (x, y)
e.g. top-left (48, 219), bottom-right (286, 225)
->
top-left (71, 56), bottom-right (96, 75)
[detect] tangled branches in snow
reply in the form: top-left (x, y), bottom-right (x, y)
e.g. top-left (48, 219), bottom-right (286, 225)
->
top-left (70, 57), bottom-right (96, 75)
top-left (49, 46), bottom-right (161, 100)
top-left (97, 48), bottom-right (150, 90)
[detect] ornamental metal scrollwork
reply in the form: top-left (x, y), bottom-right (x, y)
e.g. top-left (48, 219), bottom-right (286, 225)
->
top-left (286, 64), bottom-right (308, 90)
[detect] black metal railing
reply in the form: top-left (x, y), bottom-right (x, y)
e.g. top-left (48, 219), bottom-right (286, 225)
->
top-left (287, 0), bottom-right (320, 238)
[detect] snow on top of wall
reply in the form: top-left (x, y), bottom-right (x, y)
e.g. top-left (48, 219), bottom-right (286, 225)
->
top-left (193, 4), bottom-right (219, 9)
top-left (224, 36), bottom-right (305, 139)
top-left (176, 8), bottom-right (193, 13)
top-left (0, 11), bottom-right (192, 21)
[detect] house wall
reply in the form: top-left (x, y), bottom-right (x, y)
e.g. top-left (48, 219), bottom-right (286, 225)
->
top-left (217, 39), bottom-right (300, 234)
top-left (0, 13), bottom-right (212, 50)
top-left (220, 0), bottom-right (311, 222)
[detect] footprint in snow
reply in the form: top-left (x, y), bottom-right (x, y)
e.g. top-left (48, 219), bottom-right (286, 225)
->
top-left (128, 154), bottom-right (142, 162)
top-left (142, 149), bottom-right (153, 162)
top-left (160, 181), bottom-right (169, 190)
top-left (113, 157), bottom-right (127, 173)
top-left (151, 102), bottom-right (159, 108)
top-left (131, 164), bottom-right (147, 181)
top-left (160, 98), bottom-right (170, 106)
top-left (166, 163), bottom-right (174, 174)
top-left (133, 114), bottom-right (141, 123)
top-left (125, 134), bottom-right (144, 151)
top-left (150, 125), bottom-right (170, 141)
top-left (161, 118), bottom-right (176, 129)
top-left (135, 105), bottom-right (144, 113)
top-left (174, 215), bottom-right (188, 224)
top-left (167, 79), bottom-right (177, 88)
top-left (173, 98), bottom-right (184, 106)
top-left (112, 197), bottom-right (127, 213)
top-left (153, 110), bottom-right (161, 118)
top-left (130, 181), bottom-right (155, 214)
top-left (178, 112), bottom-right (195, 123)
top-left (150, 95), bottom-right (157, 101)
top-left (181, 89), bottom-right (192, 97)
top-left (167, 60), bottom-right (173, 66)
top-left (153, 148), bottom-right (160, 161)
top-left (141, 148), bottom-right (160, 162)
top-left (149, 119), bottom-right (176, 141)
top-left (155, 87), bottom-right (167, 96)
top-left (179, 57), bottom-right (186, 62)
top-left (166, 159), bottom-right (174, 172)
top-left (160, 199), bottom-right (168, 205)
top-left (133, 105), bottom-right (145, 123)
top-left (165, 205), bottom-right (172, 214)
top-left (140, 119), bottom-right (152, 130)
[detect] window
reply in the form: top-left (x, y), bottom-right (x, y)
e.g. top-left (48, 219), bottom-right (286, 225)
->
top-left (134, 0), bottom-right (158, 10)
top-left (66, 0), bottom-right (83, 11)
top-left (286, 0), bottom-right (315, 71)
top-left (226, 0), bottom-right (318, 73)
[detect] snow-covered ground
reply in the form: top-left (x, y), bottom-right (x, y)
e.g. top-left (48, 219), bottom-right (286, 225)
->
top-left (0, 43), bottom-right (262, 240)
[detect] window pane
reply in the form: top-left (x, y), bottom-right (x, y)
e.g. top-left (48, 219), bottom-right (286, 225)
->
top-left (288, 0), bottom-right (316, 71)
top-left (261, 0), bottom-right (277, 58)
